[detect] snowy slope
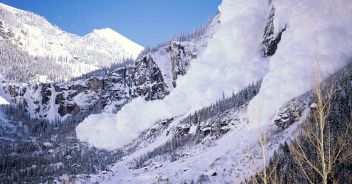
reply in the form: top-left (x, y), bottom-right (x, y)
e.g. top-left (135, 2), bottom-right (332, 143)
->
top-left (76, 0), bottom-right (352, 151)
top-left (74, 0), bottom-right (352, 182)
top-left (75, 84), bottom-right (315, 183)
top-left (0, 3), bottom-right (143, 81)
top-left (248, 0), bottom-right (352, 128)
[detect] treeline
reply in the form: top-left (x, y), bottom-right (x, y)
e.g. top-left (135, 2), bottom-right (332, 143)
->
top-left (181, 80), bottom-right (261, 125)
top-left (133, 80), bottom-right (262, 169)
top-left (71, 57), bottom-right (135, 81)
top-left (0, 105), bottom-right (122, 183)
top-left (0, 41), bottom-right (71, 82)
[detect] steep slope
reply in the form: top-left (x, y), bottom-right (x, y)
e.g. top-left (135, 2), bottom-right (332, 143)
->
top-left (75, 63), bottom-right (352, 184)
top-left (76, 0), bottom-right (352, 151)
top-left (0, 19), bottom-right (215, 183)
top-left (72, 0), bottom-right (352, 183)
top-left (0, 3), bottom-right (143, 82)
top-left (1, 0), bottom-right (351, 183)
top-left (0, 23), bottom-right (214, 121)
top-left (1, 63), bottom-right (350, 184)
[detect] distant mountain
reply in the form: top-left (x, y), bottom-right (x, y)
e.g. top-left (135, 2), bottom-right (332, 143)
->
top-left (0, 7), bottom-right (214, 121)
top-left (0, 3), bottom-right (143, 82)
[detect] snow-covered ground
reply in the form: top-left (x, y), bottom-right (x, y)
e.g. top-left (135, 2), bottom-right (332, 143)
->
top-left (73, 0), bottom-right (352, 182)
top-left (75, 93), bottom-right (313, 183)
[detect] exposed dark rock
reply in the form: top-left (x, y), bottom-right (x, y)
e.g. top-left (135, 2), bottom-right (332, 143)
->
top-left (168, 42), bottom-right (190, 87)
top-left (41, 84), bottom-right (52, 105)
top-left (177, 127), bottom-right (190, 136)
top-left (58, 102), bottom-right (80, 116)
top-left (88, 77), bottom-right (103, 92)
top-left (262, 7), bottom-right (286, 57)
top-left (1, 41), bottom-right (196, 120)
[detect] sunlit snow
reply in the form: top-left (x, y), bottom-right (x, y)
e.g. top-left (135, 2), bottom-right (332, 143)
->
top-left (77, 0), bottom-right (352, 150)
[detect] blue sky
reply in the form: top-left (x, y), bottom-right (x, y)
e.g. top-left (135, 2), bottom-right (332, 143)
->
top-left (1, 0), bottom-right (221, 47)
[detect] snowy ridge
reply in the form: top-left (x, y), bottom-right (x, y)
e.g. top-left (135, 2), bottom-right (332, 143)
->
top-left (1, 36), bottom-right (208, 121)
top-left (0, 3), bottom-right (144, 81)
top-left (73, 0), bottom-right (352, 182)
top-left (87, 28), bottom-right (143, 58)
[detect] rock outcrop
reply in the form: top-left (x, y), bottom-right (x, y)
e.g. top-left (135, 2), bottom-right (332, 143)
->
top-left (0, 41), bottom-right (200, 119)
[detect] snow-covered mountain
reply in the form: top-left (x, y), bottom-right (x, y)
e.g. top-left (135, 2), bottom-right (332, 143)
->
top-left (0, 3), bottom-right (143, 82)
top-left (73, 0), bottom-right (352, 182)
top-left (1, 0), bottom-right (352, 183)
top-left (0, 26), bottom-right (213, 121)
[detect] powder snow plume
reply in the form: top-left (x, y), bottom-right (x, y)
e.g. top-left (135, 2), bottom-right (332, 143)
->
top-left (76, 0), bottom-right (352, 150)
top-left (76, 0), bottom-right (269, 150)
top-left (248, 0), bottom-right (352, 128)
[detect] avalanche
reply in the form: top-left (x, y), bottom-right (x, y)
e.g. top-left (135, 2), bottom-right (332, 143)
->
top-left (248, 0), bottom-right (352, 127)
top-left (76, 0), bottom-right (269, 150)
top-left (76, 0), bottom-right (352, 151)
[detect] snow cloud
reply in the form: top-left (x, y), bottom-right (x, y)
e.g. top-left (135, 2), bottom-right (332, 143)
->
top-left (248, 0), bottom-right (352, 127)
top-left (76, 0), bottom-right (270, 150)
top-left (76, 0), bottom-right (352, 150)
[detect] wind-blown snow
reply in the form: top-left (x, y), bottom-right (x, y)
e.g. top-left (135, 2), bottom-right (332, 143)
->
top-left (76, 0), bottom-right (270, 150)
top-left (248, 0), bottom-right (352, 127)
top-left (77, 0), bottom-right (352, 150)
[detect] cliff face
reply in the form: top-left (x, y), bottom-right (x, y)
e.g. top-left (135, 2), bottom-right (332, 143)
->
top-left (0, 40), bottom-right (204, 120)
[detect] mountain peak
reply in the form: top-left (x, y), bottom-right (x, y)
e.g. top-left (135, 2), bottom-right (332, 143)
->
top-left (0, 3), bottom-right (145, 81)
top-left (88, 28), bottom-right (144, 57)
top-left (93, 28), bottom-right (118, 35)
top-left (91, 28), bottom-right (126, 41)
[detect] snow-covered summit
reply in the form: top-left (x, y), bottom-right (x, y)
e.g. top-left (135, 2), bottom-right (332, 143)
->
top-left (84, 28), bottom-right (144, 59)
top-left (0, 3), bottom-right (144, 81)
